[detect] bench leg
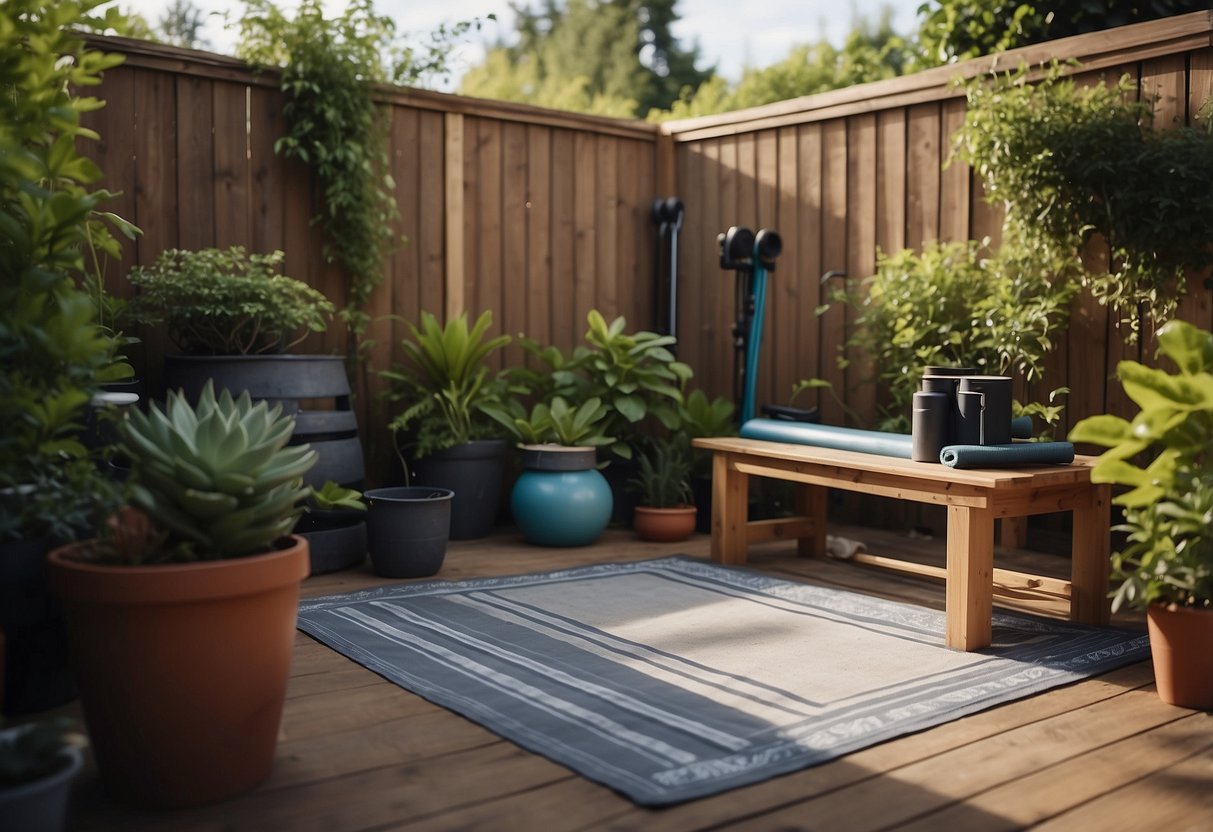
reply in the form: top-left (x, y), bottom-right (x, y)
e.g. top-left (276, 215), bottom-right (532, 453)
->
top-left (946, 505), bottom-right (995, 650)
top-left (711, 452), bottom-right (749, 565)
top-left (795, 484), bottom-right (828, 558)
top-left (1071, 484), bottom-right (1111, 626)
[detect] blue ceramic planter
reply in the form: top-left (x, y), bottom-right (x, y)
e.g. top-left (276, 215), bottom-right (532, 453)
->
top-left (511, 446), bottom-right (612, 547)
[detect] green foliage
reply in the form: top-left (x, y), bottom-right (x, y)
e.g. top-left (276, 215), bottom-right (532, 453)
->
top-left (916, 1), bottom-right (1208, 67)
top-left (821, 240), bottom-right (1077, 433)
top-left (156, 0), bottom-right (208, 49)
top-left (0, 719), bottom-right (83, 788)
top-left (462, 0), bottom-right (712, 118)
top-left (108, 381), bottom-right (317, 563)
top-left (955, 63), bottom-right (1213, 335)
top-left (0, 0), bottom-right (138, 538)
top-left (381, 311), bottom-right (514, 457)
top-left (657, 12), bottom-right (911, 119)
top-left (489, 396), bottom-right (615, 448)
top-left (309, 481), bottom-right (366, 512)
top-left (629, 435), bottom-right (694, 508)
top-left (0, 455), bottom-right (123, 544)
top-left (515, 311), bottom-right (692, 459)
top-left (240, 0), bottom-right (423, 340)
top-left (1069, 321), bottom-right (1213, 612)
top-left (126, 247), bottom-right (333, 355)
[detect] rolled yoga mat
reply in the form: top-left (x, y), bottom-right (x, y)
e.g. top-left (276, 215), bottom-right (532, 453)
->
top-left (939, 442), bottom-right (1075, 469)
top-left (739, 419), bottom-right (913, 459)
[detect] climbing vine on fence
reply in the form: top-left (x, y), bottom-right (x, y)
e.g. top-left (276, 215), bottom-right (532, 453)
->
top-left (955, 62), bottom-right (1213, 336)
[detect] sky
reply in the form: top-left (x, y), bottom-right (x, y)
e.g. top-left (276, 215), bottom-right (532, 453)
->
top-left (121, 0), bottom-right (924, 89)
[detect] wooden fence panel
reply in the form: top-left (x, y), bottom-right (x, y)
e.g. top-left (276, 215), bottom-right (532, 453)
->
top-left (78, 14), bottom-right (1212, 493)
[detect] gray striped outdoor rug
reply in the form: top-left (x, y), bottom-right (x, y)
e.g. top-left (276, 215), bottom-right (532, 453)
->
top-left (296, 555), bottom-right (1149, 806)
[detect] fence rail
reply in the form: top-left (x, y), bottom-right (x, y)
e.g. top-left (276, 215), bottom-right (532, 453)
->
top-left (79, 12), bottom-right (1213, 487)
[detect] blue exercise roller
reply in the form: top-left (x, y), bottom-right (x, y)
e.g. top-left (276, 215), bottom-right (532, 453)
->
top-left (939, 442), bottom-right (1075, 469)
top-left (740, 418), bottom-right (914, 459)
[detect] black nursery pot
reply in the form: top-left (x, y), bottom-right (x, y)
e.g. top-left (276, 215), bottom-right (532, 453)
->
top-left (364, 487), bottom-right (453, 579)
top-left (409, 440), bottom-right (508, 541)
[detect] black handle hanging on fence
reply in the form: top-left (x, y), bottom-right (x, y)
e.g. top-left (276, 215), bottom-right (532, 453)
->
top-left (650, 196), bottom-right (684, 344)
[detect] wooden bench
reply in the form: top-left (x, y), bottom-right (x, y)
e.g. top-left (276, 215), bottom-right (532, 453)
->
top-left (692, 436), bottom-right (1112, 651)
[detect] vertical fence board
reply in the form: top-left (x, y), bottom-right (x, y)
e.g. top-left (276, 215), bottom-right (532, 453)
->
top-left (717, 136), bottom-right (740, 407)
top-left (846, 114), bottom-right (877, 427)
top-left (906, 103), bottom-right (941, 251)
top-left (418, 111), bottom-right (447, 321)
top-left (755, 131), bottom-right (779, 410)
top-left (212, 82), bottom-right (251, 250)
top-left (500, 121), bottom-right (529, 370)
top-left (174, 75), bottom-right (216, 252)
top-left (525, 125), bottom-right (553, 357)
top-left (939, 99), bottom-right (970, 243)
top-left (550, 130), bottom-right (576, 350)
top-left (794, 125), bottom-right (824, 414)
top-left (819, 120), bottom-right (849, 426)
top-left (573, 131), bottom-right (598, 332)
top-left (676, 141), bottom-right (704, 384)
top-left (617, 138), bottom-right (647, 333)
top-left (473, 119), bottom-right (503, 328)
top-left (596, 137), bottom-right (621, 320)
top-left (773, 127), bottom-right (799, 408)
top-left (248, 86), bottom-right (285, 258)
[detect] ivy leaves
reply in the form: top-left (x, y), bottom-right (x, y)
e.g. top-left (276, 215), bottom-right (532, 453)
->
top-left (956, 63), bottom-right (1213, 336)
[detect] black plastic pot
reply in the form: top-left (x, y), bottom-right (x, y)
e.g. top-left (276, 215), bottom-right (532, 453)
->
top-left (409, 440), bottom-right (507, 540)
top-left (295, 509), bottom-right (367, 575)
top-left (364, 487), bottom-right (453, 578)
top-left (0, 538), bottom-right (75, 716)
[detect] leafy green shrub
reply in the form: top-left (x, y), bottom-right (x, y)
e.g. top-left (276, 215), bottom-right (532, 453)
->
top-left (822, 239), bottom-right (1076, 432)
top-left (1069, 320), bottom-right (1213, 612)
top-left (488, 396), bottom-right (614, 449)
top-left (517, 311), bottom-right (693, 459)
top-left (629, 437), bottom-right (694, 508)
top-left (381, 310), bottom-right (515, 457)
top-left (956, 63), bottom-right (1213, 334)
top-left (0, 0), bottom-right (136, 540)
top-left (126, 247), bottom-right (333, 355)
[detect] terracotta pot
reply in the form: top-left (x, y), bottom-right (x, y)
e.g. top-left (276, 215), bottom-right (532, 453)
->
top-left (1146, 603), bottom-right (1213, 710)
top-left (633, 505), bottom-right (698, 543)
top-left (47, 536), bottom-right (310, 808)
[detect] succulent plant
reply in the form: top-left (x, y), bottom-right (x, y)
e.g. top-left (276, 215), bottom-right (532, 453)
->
top-left (118, 381), bottom-right (317, 562)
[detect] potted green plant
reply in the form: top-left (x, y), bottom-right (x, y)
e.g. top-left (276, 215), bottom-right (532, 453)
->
top-left (0, 719), bottom-right (84, 832)
top-left (490, 396), bottom-right (616, 547)
top-left (125, 246), bottom-right (364, 490)
top-left (380, 310), bottom-right (515, 540)
top-left (296, 481), bottom-right (367, 575)
top-left (630, 436), bottom-right (697, 543)
top-left (47, 381), bottom-right (317, 808)
top-left (678, 389), bottom-right (736, 532)
top-left (1069, 319), bottom-right (1213, 709)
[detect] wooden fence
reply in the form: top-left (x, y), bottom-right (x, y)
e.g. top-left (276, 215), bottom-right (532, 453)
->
top-left (80, 12), bottom-right (1213, 487)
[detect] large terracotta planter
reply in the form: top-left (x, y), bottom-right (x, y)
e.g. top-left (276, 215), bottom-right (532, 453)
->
top-left (1146, 603), bottom-right (1213, 710)
top-left (633, 506), bottom-right (698, 543)
top-left (47, 536), bottom-right (310, 808)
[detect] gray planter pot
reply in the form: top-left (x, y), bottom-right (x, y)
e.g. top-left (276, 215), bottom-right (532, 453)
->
top-left (162, 354), bottom-right (365, 490)
top-left (409, 440), bottom-right (507, 540)
top-left (296, 509), bottom-right (367, 575)
top-left (364, 487), bottom-right (453, 578)
top-left (0, 726), bottom-right (82, 832)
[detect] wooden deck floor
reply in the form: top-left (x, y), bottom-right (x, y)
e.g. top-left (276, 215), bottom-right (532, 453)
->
top-left (68, 523), bottom-right (1213, 831)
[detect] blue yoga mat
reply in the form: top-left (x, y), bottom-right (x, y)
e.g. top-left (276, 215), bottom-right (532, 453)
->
top-left (739, 419), bottom-right (913, 459)
top-left (940, 442), bottom-right (1075, 469)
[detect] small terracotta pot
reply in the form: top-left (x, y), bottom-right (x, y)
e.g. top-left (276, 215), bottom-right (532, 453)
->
top-left (633, 505), bottom-right (698, 543)
top-left (1146, 602), bottom-right (1213, 710)
top-left (48, 536), bottom-right (310, 808)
